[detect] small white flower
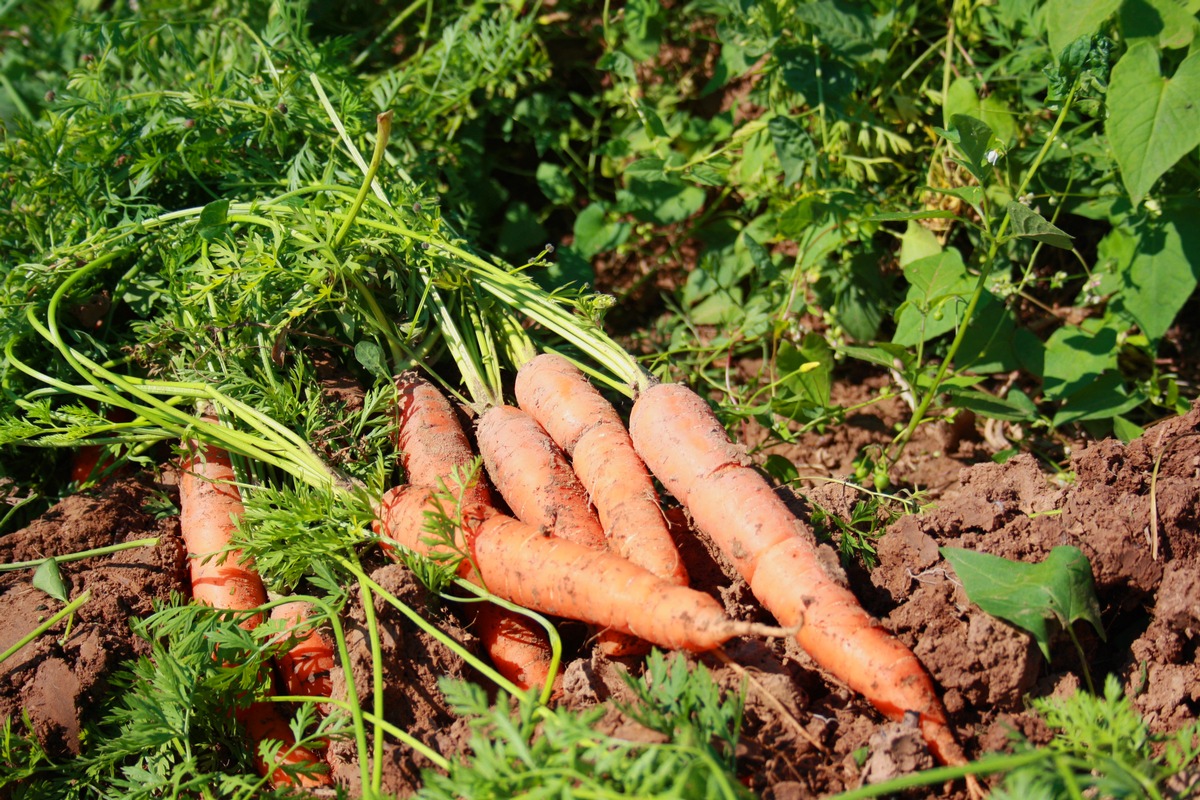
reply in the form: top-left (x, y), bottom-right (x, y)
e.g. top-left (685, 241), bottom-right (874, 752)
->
top-left (985, 149), bottom-right (1001, 166)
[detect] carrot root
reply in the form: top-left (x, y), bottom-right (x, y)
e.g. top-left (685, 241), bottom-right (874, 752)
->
top-left (179, 442), bottom-right (268, 625)
top-left (179, 436), bottom-right (331, 785)
top-left (388, 376), bottom-right (555, 690)
top-left (375, 486), bottom-right (780, 652)
top-left (476, 404), bottom-right (606, 551)
top-left (269, 602), bottom-right (335, 700)
top-left (515, 353), bottom-right (688, 587)
top-left (630, 382), bottom-right (967, 766)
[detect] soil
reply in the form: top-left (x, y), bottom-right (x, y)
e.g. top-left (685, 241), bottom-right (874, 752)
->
top-left (2, 394), bottom-right (1198, 797)
top-left (0, 473), bottom-right (188, 757)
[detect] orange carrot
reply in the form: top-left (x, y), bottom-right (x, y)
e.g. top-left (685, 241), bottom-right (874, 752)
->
top-left (179, 442), bottom-right (269, 625)
top-left (394, 371), bottom-right (490, 502)
top-left (628, 382), bottom-right (967, 767)
top-left (375, 485), bottom-right (787, 653)
top-left (269, 602), bottom-right (334, 701)
top-left (514, 353), bottom-right (687, 587)
top-left (475, 404), bottom-right (648, 654)
top-left (179, 437), bottom-right (332, 788)
top-left (236, 702), bottom-right (332, 789)
top-left (475, 404), bottom-right (606, 552)
top-left (390, 375), bottom-right (555, 691)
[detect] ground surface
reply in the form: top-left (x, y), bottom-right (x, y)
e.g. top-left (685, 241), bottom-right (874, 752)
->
top-left (2, 383), bottom-right (1197, 797)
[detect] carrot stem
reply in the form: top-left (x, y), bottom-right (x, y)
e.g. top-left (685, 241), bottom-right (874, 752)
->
top-left (340, 559), bottom-right (525, 698)
top-left (358, 575), bottom-right (387, 794)
top-left (0, 538), bottom-right (159, 572)
top-left (0, 590), bottom-right (92, 666)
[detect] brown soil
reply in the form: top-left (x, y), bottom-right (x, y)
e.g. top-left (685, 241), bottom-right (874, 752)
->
top-left (3, 398), bottom-right (1198, 797)
top-left (0, 473), bottom-right (188, 757)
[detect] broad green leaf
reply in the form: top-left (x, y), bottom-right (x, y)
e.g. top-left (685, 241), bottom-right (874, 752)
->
top-left (776, 334), bottom-right (833, 414)
top-left (777, 198), bottom-right (821, 238)
top-left (892, 249), bottom-right (973, 346)
top-left (941, 546), bottom-right (1105, 661)
top-left (792, 0), bottom-right (874, 57)
top-left (621, 178), bottom-right (705, 225)
top-left (1042, 325), bottom-right (1118, 400)
top-left (635, 100), bottom-right (669, 139)
top-left (535, 162), bottom-right (575, 205)
top-left (1052, 373), bottom-right (1145, 426)
top-left (353, 341), bottom-right (388, 380)
top-left (923, 185), bottom-right (984, 208)
top-left (942, 386), bottom-right (1036, 422)
top-left (573, 203), bottom-right (630, 259)
top-left (1112, 415), bottom-right (1145, 443)
top-left (944, 77), bottom-right (1019, 144)
top-left (498, 202), bottom-right (546, 258)
top-left (839, 342), bottom-right (914, 371)
top-left (776, 45), bottom-right (857, 104)
top-left (1107, 42), bottom-right (1200, 202)
top-left (33, 558), bottom-right (69, 603)
top-left (833, 253), bottom-right (890, 341)
top-left (1114, 204), bottom-right (1200, 341)
top-left (1044, 0), bottom-right (1122, 59)
top-left (597, 50), bottom-right (636, 80)
top-left (1005, 202), bottom-right (1074, 250)
top-left (768, 115), bottom-right (815, 185)
top-left (899, 221), bottom-right (942, 267)
top-left (625, 158), bottom-right (667, 179)
top-left (621, 0), bottom-right (664, 61)
top-left (1120, 0), bottom-right (1200, 49)
top-left (685, 164), bottom-right (726, 186)
top-left (197, 198), bottom-right (230, 242)
top-left (956, 293), bottom-right (1025, 373)
top-left (762, 454), bottom-right (799, 484)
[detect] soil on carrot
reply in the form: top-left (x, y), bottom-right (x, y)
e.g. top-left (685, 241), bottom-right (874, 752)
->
top-left (2, 396), bottom-right (1197, 797)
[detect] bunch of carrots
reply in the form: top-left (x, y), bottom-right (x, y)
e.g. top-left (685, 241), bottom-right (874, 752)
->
top-left (176, 352), bottom-right (973, 791)
top-left (371, 353), bottom-right (972, 773)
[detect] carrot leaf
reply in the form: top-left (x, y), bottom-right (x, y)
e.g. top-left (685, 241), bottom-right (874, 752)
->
top-left (940, 545), bottom-right (1106, 662)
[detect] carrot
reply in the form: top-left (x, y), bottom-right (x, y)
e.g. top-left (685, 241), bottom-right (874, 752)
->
top-left (179, 441), bottom-right (269, 625)
top-left (236, 702), bottom-right (332, 789)
top-left (628, 382), bottom-right (967, 767)
top-left (390, 374), bottom-right (555, 691)
top-left (394, 371), bottom-right (490, 503)
top-left (514, 353), bottom-right (687, 587)
top-left (475, 404), bottom-right (606, 552)
top-left (475, 404), bottom-right (650, 655)
top-left (269, 601), bottom-right (335, 701)
top-left (179, 437), bottom-right (332, 788)
top-left (70, 406), bottom-right (135, 486)
top-left (375, 485), bottom-right (789, 653)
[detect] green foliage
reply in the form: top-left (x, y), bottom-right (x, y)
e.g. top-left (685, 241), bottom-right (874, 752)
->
top-left (419, 652), bottom-right (754, 800)
top-left (993, 674), bottom-right (1200, 800)
top-left (810, 493), bottom-right (910, 569)
top-left (941, 546), bottom-right (1105, 663)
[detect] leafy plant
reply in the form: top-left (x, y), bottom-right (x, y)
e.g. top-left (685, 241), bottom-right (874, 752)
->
top-left (419, 651), bottom-right (754, 800)
top-left (941, 545), bottom-right (1105, 691)
top-left (992, 674), bottom-right (1200, 800)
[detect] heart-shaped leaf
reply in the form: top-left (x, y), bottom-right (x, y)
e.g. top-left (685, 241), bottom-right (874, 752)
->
top-left (1006, 202), bottom-right (1074, 250)
top-left (33, 558), bottom-right (70, 603)
top-left (1107, 42), bottom-right (1200, 202)
top-left (941, 546), bottom-right (1105, 661)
